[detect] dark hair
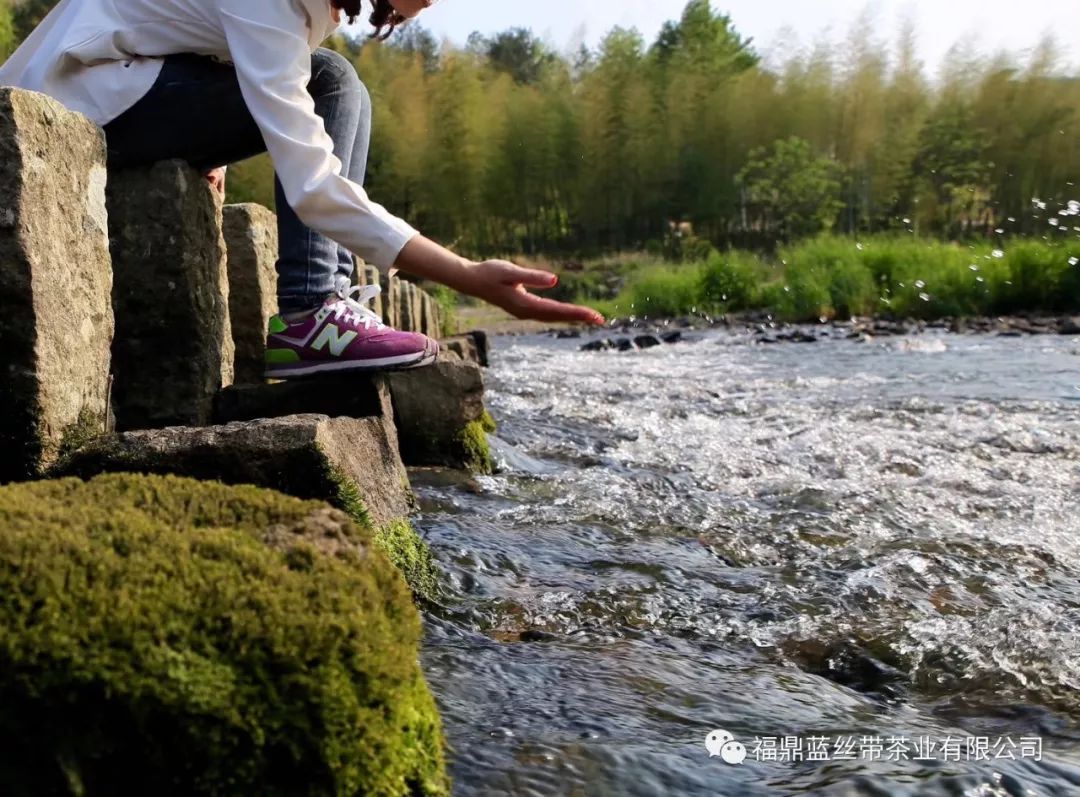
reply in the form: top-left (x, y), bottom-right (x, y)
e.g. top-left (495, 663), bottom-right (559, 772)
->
top-left (332, 0), bottom-right (406, 40)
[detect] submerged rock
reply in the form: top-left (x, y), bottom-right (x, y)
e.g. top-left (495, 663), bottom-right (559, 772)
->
top-left (0, 88), bottom-right (114, 482)
top-left (580, 338), bottom-right (613, 352)
top-left (634, 334), bottom-right (663, 349)
top-left (1060, 317), bottom-right (1080, 335)
top-left (0, 473), bottom-right (448, 796)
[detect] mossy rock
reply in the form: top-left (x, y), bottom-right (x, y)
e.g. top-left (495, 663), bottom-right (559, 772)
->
top-left (456, 419), bottom-right (495, 476)
top-left (0, 473), bottom-right (448, 796)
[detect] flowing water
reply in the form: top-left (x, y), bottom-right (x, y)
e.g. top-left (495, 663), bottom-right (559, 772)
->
top-left (414, 328), bottom-right (1080, 796)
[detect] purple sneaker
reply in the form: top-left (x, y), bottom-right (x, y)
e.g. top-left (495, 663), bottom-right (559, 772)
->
top-left (264, 284), bottom-right (437, 379)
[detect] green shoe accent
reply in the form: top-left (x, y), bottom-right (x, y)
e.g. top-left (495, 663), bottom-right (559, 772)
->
top-left (266, 348), bottom-right (301, 365)
top-left (268, 315), bottom-right (288, 334)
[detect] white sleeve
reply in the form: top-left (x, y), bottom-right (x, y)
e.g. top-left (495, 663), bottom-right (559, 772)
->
top-left (218, 0), bottom-right (418, 270)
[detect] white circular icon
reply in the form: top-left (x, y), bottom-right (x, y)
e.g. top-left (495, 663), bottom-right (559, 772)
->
top-left (720, 740), bottom-right (748, 765)
top-left (705, 729), bottom-right (734, 758)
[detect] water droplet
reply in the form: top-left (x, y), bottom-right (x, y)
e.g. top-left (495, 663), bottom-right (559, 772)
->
top-left (994, 228), bottom-right (1005, 234)
top-left (1069, 257), bottom-right (1079, 266)
top-left (992, 249), bottom-right (1005, 259)
top-left (856, 242), bottom-right (864, 251)
top-left (969, 264), bottom-right (980, 271)
top-left (1049, 218), bottom-right (1060, 227)
top-left (919, 292), bottom-right (931, 302)
top-left (914, 280), bottom-right (926, 289)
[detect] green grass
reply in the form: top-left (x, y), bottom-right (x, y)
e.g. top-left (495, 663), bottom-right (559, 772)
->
top-left (580, 236), bottom-right (1080, 322)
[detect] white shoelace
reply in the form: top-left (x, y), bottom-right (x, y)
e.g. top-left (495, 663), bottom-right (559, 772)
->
top-left (331, 284), bottom-right (386, 330)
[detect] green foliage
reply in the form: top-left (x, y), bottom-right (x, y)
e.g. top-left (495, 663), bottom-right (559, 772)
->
top-left (591, 236), bottom-right (1080, 322)
top-left (0, 473), bottom-right (447, 797)
top-left (469, 28), bottom-right (556, 85)
top-left (0, 2), bottom-right (16, 60)
top-left (9, 2), bottom-right (1077, 256)
top-left (738, 137), bottom-right (845, 239)
top-left (698, 251), bottom-right (763, 312)
top-left (627, 265), bottom-right (704, 317)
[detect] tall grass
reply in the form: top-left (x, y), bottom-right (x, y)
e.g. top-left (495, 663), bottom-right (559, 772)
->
top-left (588, 236), bottom-right (1080, 322)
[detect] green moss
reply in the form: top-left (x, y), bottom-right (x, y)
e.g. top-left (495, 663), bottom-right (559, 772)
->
top-left (323, 462), bottom-right (375, 531)
top-left (0, 473), bottom-right (448, 796)
top-left (374, 520), bottom-right (442, 604)
top-left (479, 410), bottom-right (497, 434)
top-left (456, 419), bottom-right (494, 475)
top-left (321, 465), bottom-right (438, 602)
top-left (47, 407), bottom-right (106, 473)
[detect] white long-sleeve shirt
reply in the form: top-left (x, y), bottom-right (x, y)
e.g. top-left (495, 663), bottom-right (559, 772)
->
top-left (0, 0), bottom-right (418, 270)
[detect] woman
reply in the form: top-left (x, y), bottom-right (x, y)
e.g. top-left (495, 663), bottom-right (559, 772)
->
top-left (0, 0), bottom-right (603, 378)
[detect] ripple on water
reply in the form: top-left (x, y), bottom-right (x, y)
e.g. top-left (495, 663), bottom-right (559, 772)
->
top-left (416, 331), bottom-right (1080, 795)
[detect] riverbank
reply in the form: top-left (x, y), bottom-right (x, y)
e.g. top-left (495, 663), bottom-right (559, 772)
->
top-left (528, 235), bottom-right (1080, 324)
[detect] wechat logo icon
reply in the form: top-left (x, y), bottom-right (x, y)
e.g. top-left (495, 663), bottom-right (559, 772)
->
top-left (705, 729), bottom-right (748, 765)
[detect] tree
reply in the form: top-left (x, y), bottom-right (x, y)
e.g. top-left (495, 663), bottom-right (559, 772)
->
top-left (11, 0), bottom-right (56, 42)
top-left (737, 137), bottom-right (844, 239)
top-left (472, 28), bottom-right (555, 85)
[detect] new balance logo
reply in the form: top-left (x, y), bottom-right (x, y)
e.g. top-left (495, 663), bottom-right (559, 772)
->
top-left (311, 324), bottom-right (358, 357)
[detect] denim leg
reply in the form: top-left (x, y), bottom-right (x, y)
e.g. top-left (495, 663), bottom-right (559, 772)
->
top-left (103, 49), bottom-right (373, 315)
top-left (275, 48), bottom-right (370, 312)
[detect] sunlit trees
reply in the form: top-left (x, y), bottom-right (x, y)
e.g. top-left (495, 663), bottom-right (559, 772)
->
top-left (738, 137), bottom-right (844, 239)
top-left (202, 2), bottom-right (1080, 256)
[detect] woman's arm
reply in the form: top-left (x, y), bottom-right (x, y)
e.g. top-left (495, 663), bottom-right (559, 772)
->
top-left (395, 236), bottom-right (605, 325)
top-left (219, 0), bottom-right (602, 325)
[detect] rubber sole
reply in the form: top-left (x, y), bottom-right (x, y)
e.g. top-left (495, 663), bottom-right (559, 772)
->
top-left (264, 346), bottom-right (438, 380)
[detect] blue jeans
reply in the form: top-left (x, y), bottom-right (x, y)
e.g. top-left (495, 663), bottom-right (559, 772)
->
top-left (104, 48), bottom-right (370, 313)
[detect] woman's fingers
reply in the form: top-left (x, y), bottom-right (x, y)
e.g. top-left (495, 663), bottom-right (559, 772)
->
top-left (509, 292), bottom-right (605, 325)
top-left (506, 264), bottom-right (559, 290)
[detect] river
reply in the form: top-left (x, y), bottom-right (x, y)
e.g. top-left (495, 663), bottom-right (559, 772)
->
top-left (414, 327), bottom-right (1080, 796)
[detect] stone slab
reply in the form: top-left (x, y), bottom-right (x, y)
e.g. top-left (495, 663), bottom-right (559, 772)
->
top-left (0, 88), bottom-right (114, 481)
top-left (59, 413), bottom-right (411, 527)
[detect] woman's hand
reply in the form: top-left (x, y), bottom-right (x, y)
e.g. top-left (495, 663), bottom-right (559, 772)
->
top-left (462, 259), bottom-right (605, 325)
top-left (204, 167), bottom-right (227, 195)
top-left (393, 236), bottom-right (605, 326)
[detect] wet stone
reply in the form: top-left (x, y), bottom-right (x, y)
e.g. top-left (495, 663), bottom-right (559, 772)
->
top-left (387, 354), bottom-right (488, 470)
top-left (634, 334), bottom-right (662, 349)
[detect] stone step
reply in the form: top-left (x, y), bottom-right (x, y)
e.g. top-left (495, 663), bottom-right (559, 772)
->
top-left (223, 203), bottom-right (278, 384)
top-left (58, 412), bottom-right (410, 529)
top-left (107, 159), bottom-right (234, 430)
top-left (214, 372), bottom-right (392, 425)
top-left (387, 354), bottom-right (493, 472)
top-left (0, 88), bottom-right (114, 482)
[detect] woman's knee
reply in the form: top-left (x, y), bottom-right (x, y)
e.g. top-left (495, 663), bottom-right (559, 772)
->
top-left (310, 48), bottom-right (367, 106)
